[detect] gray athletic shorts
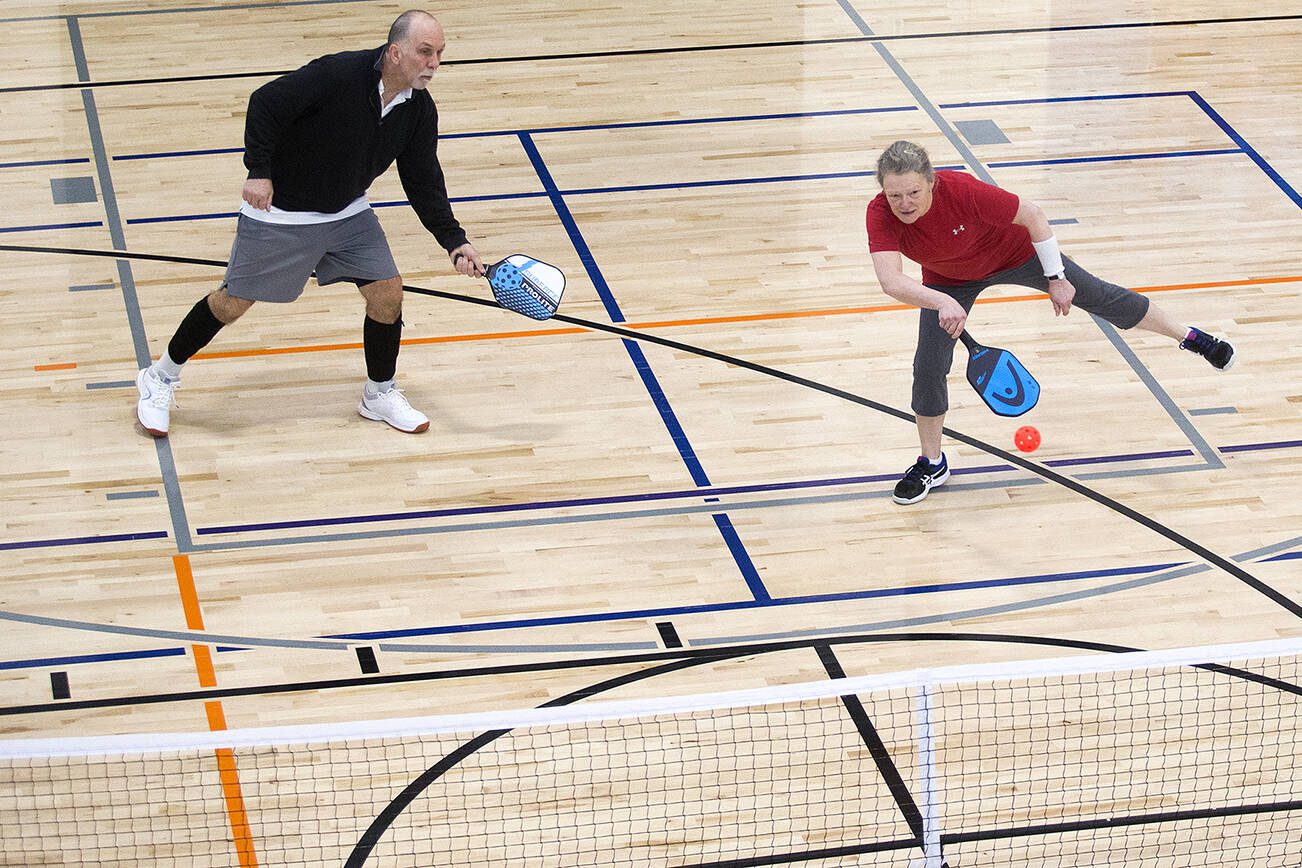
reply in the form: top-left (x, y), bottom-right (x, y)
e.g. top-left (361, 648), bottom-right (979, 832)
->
top-left (223, 209), bottom-right (399, 302)
top-left (911, 253), bottom-right (1150, 416)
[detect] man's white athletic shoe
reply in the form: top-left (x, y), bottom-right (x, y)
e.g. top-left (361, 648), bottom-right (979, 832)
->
top-left (358, 387), bottom-right (430, 433)
top-left (136, 368), bottom-right (177, 437)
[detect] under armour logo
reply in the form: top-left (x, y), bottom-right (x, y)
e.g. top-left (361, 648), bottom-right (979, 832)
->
top-left (952, 224), bottom-right (966, 235)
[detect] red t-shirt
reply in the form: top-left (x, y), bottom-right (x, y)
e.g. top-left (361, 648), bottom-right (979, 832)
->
top-left (865, 170), bottom-right (1033, 286)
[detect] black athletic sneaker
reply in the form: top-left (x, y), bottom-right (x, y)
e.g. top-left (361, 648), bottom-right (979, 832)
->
top-left (1180, 327), bottom-right (1236, 370)
top-left (892, 454), bottom-right (950, 505)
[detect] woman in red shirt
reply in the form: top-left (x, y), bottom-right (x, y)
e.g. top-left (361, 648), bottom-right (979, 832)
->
top-left (866, 140), bottom-right (1235, 505)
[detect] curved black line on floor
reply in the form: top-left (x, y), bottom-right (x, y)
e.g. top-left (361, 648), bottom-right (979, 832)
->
top-left (2, 240), bottom-right (1297, 621)
top-left (399, 285), bottom-right (1297, 619)
top-left (1, 15), bottom-right (1298, 95)
top-left (0, 632), bottom-right (1136, 716)
top-left (343, 633), bottom-right (1302, 865)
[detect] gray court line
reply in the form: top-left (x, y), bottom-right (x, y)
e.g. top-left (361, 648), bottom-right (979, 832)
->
top-left (0, 608), bottom-right (652, 655)
top-left (835, 0), bottom-right (1226, 478)
top-left (67, 17), bottom-right (195, 551)
top-left (834, 0), bottom-right (995, 183)
top-left (689, 562), bottom-right (1213, 645)
top-left (690, 533), bottom-right (1302, 646)
top-left (1188, 406), bottom-right (1238, 416)
top-left (0, 609), bottom-right (344, 650)
top-left (5, 536), bottom-right (1295, 658)
top-left (1091, 314), bottom-right (1224, 468)
top-left (182, 461), bottom-right (1223, 553)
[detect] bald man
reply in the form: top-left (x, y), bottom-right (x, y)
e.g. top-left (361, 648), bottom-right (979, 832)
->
top-left (136, 10), bottom-right (482, 437)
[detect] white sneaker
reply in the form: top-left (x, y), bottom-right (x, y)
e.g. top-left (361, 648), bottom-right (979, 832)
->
top-left (358, 387), bottom-right (429, 433)
top-left (136, 368), bottom-right (177, 437)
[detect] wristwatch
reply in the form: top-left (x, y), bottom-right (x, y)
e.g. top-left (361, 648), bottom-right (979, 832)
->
top-left (1048, 272), bottom-right (1065, 281)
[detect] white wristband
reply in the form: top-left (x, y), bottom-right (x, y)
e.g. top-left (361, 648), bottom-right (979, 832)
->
top-left (1032, 236), bottom-right (1065, 278)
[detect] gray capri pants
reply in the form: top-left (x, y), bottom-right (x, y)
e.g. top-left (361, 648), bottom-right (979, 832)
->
top-left (912, 253), bottom-right (1149, 416)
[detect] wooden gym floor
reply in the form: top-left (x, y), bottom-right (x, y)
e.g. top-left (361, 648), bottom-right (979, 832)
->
top-left (0, 0), bottom-right (1299, 863)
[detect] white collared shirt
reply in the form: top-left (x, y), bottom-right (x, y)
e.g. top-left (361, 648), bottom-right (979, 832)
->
top-left (379, 80), bottom-right (413, 118)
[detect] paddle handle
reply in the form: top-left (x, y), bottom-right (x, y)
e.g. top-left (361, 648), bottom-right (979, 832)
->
top-left (958, 330), bottom-right (979, 351)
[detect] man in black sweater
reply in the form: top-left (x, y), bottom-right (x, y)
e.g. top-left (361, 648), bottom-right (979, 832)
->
top-left (136, 9), bottom-right (481, 436)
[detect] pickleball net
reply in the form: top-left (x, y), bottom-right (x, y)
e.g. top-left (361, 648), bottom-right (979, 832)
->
top-left (2, 637), bottom-right (1299, 866)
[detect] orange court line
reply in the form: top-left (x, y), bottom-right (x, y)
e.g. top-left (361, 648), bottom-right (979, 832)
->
top-left (33, 362), bottom-right (76, 371)
top-left (215, 746), bottom-right (260, 868)
top-left (174, 554), bottom-right (206, 631)
top-left (169, 272), bottom-right (1297, 363)
top-left (174, 555), bottom-right (260, 868)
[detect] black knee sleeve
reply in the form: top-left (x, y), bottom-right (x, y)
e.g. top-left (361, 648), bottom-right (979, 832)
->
top-left (167, 296), bottom-right (227, 363)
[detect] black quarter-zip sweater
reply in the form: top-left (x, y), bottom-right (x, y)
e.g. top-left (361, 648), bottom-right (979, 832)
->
top-left (242, 45), bottom-right (468, 253)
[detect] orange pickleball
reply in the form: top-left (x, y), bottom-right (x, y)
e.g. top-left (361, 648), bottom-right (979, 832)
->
top-left (1014, 425), bottom-right (1041, 453)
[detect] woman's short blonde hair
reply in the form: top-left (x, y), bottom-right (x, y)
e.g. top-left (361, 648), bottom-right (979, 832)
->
top-left (876, 140), bottom-right (934, 184)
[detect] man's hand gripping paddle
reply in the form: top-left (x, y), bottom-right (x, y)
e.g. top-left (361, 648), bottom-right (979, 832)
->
top-left (958, 331), bottom-right (1039, 417)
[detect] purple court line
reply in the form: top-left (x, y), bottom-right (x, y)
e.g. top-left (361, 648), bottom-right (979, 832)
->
top-left (0, 530), bottom-right (168, 552)
top-left (193, 447), bottom-right (1228, 538)
top-left (0, 157), bottom-right (91, 169)
top-left (0, 220), bottom-right (103, 233)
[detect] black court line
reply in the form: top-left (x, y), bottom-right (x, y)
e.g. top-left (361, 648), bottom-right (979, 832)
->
top-left (655, 621), bottom-right (684, 648)
top-left (338, 633), bottom-right (1301, 866)
top-left (816, 644), bottom-right (925, 851)
top-left (0, 14), bottom-right (1298, 95)
top-left (2, 241), bottom-right (1298, 621)
top-left (354, 646), bottom-right (379, 674)
top-left (6, 631), bottom-right (1301, 717)
top-left (941, 798), bottom-right (1302, 848)
top-left (49, 672), bottom-right (70, 700)
top-left (344, 654), bottom-right (709, 867)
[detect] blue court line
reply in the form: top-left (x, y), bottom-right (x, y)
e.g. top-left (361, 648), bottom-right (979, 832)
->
top-left (712, 513), bottom-right (770, 601)
top-left (518, 131), bottom-right (625, 323)
top-left (93, 92), bottom-right (1215, 161)
top-left (108, 146), bottom-right (1247, 229)
top-left (113, 147), bottom-right (243, 161)
top-left (0, 647), bottom-right (186, 671)
top-left (1187, 91), bottom-right (1302, 208)
top-left (0, 530), bottom-right (168, 551)
top-left (1, 157), bottom-right (91, 170)
top-left (989, 147), bottom-right (1243, 169)
top-left (1265, 552), bottom-right (1301, 563)
top-left (330, 560), bottom-right (1187, 641)
top-left (624, 338), bottom-right (712, 487)
top-left (938, 91), bottom-right (1196, 108)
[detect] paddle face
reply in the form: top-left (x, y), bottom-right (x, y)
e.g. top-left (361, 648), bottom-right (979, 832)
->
top-left (486, 254), bottom-right (565, 320)
top-left (960, 333), bottom-right (1040, 417)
